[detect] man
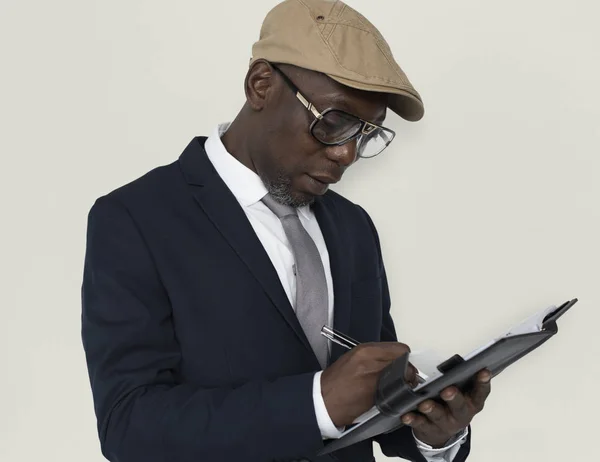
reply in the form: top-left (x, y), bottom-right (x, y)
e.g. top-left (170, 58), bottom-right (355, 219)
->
top-left (81, 1), bottom-right (491, 461)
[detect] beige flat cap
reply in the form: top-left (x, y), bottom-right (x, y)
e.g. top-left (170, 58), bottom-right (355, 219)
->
top-left (251, 0), bottom-right (424, 121)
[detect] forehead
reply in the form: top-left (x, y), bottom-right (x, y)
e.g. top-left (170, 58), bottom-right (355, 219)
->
top-left (284, 65), bottom-right (388, 124)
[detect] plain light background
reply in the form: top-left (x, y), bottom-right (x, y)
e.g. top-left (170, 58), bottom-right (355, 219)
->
top-left (1, 0), bottom-right (598, 460)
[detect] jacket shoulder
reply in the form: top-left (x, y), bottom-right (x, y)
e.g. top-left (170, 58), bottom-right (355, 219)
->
top-left (89, 160), bottom-right (182, 213)
top-left (322, 189), bottom-right (373, 226)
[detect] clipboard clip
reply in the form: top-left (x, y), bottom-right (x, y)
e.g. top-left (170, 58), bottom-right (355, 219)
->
top-left (436, 354), bottom-right (466, 374)
top-left (542, 298), bottom-right (578, 330)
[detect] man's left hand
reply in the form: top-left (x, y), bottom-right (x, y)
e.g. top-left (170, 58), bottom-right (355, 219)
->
top-left (401, 369), bottom-right (492, 448)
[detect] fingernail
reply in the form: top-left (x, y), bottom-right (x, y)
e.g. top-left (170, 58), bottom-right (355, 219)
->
top-left (480, 373), bottom-right (491, 383)
top-left (422, 405), bottom-right (432, 413)
top-left (443, 392), bottom-right (455, 401)
top-left (403, 416), bottom-right (412, 425)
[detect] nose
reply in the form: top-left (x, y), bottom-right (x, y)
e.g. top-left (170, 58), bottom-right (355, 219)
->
top-left (325, 138), bottom-right (358, 167)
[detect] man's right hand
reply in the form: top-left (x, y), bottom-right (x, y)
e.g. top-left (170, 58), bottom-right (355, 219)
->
top-left (320, 342), bottom-right (416, 427)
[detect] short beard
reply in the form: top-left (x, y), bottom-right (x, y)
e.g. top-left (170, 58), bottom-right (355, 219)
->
top-left (261, 171), bottom-right (314, 208)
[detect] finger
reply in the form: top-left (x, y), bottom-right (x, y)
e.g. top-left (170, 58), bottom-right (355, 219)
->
top-left (468, 369), bottom-right (492, 410)
top-left (405, 363), bottom-right (418, 387)
top-left (352, 343), bottom-right (405, 363)
top-left (441, 386), bottom-right (470, 422)
top-left (401, 412), bottom-right (417, 425)
top-left (402, 412), bottom-right (430, 431)
top-left (418, 400), bottom-right (449, 427)
top-left (351, 353), bottom-right (407, 376)
top-left (355, 343), bottom-right (411, 366)
top-left (372, 342), bottom-right (412, 358)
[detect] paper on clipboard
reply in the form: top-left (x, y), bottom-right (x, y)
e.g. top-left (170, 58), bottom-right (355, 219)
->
top-left (334, 304), bottom-right (560, 439)
top-left (462, 304), bottom-right (558, 361)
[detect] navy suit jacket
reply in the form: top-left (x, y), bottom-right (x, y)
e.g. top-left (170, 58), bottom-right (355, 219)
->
top-left (81, 137), bottom-right (471, 462)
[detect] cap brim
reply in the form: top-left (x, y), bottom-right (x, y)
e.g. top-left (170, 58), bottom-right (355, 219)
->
top-left (327, 74), bottom-right (425, 122)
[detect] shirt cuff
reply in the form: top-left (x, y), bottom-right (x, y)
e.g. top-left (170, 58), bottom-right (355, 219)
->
top-left (413, 427), bottom-right (469, 462)
top-left (313, 371), bottom-right (345, 440)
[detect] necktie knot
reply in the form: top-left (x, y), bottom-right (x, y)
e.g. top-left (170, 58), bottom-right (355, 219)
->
top-left (261, 194), bottom-right (297, 219)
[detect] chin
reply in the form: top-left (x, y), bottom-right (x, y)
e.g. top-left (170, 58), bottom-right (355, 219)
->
top-left (273, 189), bottom-right (315, 208)
top-left (262, 172), bottom-right (317, 208)
top-left (290, 191), bottom-right (316, 208)
top-left (271, 188), bottom-right (315, 208)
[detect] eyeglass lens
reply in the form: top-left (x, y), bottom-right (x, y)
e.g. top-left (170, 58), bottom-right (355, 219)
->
top-left (311, 110), bottom-right (394, 158)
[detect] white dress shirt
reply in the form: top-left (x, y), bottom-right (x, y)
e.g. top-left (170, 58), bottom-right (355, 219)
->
top-left (204, 123), bottom-right (467, 461)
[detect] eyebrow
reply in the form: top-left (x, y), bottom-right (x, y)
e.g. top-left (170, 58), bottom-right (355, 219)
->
top-left (317, 88), bottom-right (384, 121)
top-left (329, 97), bottom-right (386, 125)
top-left (277, 66), bottom-right (386, 126)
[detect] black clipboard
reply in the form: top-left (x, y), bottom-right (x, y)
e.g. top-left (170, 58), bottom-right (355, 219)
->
top-left (319, 298), bottom-right (577, 455)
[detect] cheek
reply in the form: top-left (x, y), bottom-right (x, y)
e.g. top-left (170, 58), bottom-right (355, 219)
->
top-left (272, 107), bottom-right (319, 151)
top-left (263, 116), bottom-right (323, 175)
top-left (272, 138), bottom-right (315, 172)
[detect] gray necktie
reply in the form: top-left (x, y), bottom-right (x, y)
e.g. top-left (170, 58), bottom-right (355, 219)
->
top-left (262, 194), bottom-right (329, 368)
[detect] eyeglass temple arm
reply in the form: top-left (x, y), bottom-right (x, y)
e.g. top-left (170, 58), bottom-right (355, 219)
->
top-left (296, 92), bottom-right (323, 120)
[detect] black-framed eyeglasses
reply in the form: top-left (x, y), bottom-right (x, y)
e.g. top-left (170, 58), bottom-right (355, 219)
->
top-left (272, 65), bottom-right (396, 159)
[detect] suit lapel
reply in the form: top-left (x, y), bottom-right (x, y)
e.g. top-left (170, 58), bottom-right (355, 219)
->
top-left (178, 138), bottom-right (317, 360)
top-left (313, 195), bottom-right (352, 365)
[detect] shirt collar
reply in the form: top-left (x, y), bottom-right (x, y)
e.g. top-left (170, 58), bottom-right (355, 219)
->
top-left (204, 122), bottom-right (312, 220)
top-left (204, 122), bottom-right (268, 208)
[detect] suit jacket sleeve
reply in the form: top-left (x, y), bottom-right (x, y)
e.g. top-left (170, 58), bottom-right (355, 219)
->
top-left (356, 206), bottom-right (471, 462)
top-left (81, 196), bottom-right (323, 462)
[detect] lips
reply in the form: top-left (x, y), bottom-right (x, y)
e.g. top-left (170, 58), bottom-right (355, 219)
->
top-left (308, 173), bottom-right (341, 185)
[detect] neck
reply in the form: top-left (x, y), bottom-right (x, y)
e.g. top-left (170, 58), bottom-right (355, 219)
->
top-left (220, 111), bottom-right (258, 174)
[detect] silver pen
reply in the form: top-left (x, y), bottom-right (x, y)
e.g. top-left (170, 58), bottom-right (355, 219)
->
top-left (321, 325), bottom-right (429, 384)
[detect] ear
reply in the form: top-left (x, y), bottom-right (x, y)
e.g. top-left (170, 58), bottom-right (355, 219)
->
top-left (244, 59), bottom-right (277, 111)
